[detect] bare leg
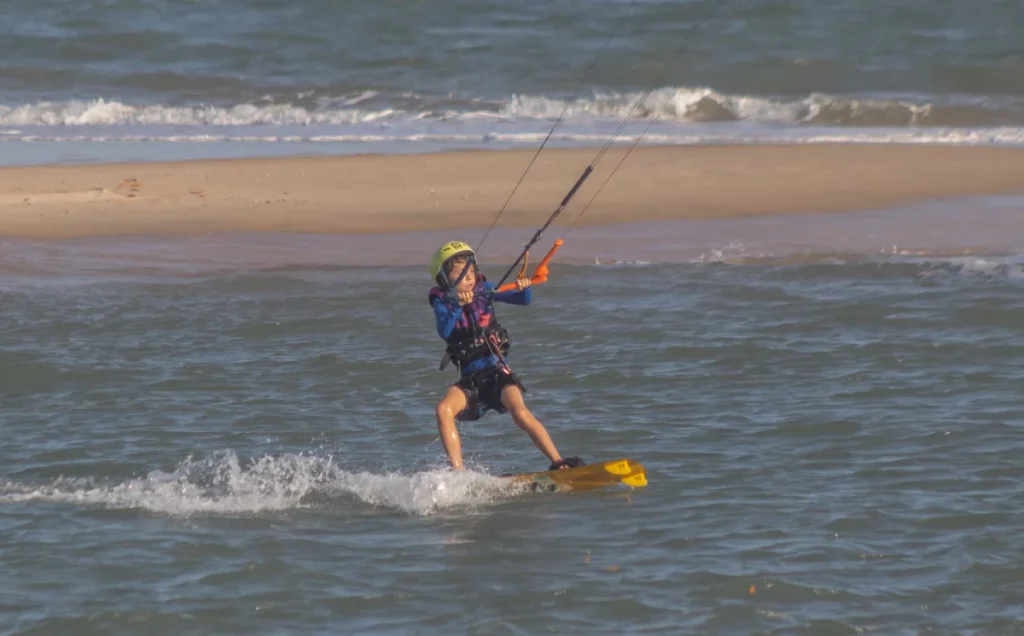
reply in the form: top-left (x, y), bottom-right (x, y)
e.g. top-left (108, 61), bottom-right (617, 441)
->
top-left (500, 385), bottom-right (562, 464)
top-left (435, 385), bottom-right (469, 470)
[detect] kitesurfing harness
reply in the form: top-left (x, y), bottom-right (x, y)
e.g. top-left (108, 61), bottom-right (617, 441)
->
top-left (445, 322), bottom-right (511, 373)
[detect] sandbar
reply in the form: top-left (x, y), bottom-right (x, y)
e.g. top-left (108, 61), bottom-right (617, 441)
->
top-left (2, 144), bottom-right (1024, 239)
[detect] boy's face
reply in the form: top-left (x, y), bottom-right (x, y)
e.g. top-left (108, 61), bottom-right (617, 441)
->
top-left (448, 259), bottom-right (476, 293)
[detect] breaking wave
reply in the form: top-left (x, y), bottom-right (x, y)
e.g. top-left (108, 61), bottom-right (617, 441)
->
top-left (3, 88), bottom-right (1024, 129)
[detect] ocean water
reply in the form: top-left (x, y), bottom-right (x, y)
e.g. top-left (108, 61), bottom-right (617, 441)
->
top-left (5, 2), bottom-right (1024, 633)
top-left (3, 0), bottom-right (1024, 165)
top-left (3, 202), bottom-right (1024, 634)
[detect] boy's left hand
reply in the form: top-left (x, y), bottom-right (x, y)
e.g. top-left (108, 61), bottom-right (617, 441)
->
top-left (515, 277), bottom-right (532, 291)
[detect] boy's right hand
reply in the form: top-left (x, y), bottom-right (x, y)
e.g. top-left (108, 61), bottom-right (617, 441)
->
top-left (457, 290), bottom-right (475, 305)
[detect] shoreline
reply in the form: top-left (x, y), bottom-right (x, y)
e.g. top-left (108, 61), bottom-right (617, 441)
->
top-left (3, 144), bottom-right (1024, 239)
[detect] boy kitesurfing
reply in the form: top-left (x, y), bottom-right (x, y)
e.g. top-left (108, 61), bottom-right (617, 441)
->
top-left (428, 240), bottom-right (584, 471)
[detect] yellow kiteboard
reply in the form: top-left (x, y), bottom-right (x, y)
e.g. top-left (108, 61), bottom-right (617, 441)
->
top-left (504, 458), bottom-right (647, 493)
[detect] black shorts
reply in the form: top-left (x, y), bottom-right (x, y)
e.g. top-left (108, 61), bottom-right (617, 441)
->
top-left (455, 365), bottom-right (526, 422)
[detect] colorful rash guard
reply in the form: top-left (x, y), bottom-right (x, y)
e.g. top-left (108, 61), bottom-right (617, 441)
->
top-left (428, 278), bottom-right (532, 376)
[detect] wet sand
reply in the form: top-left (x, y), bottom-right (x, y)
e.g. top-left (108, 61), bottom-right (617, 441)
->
top-left (4, 196), bottom-right (1023, 280)
top-left (2, 144), bottom-right (1024, 239)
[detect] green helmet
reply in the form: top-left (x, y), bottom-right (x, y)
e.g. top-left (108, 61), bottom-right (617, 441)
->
top-left (429, 240), bottom-right (476, 287)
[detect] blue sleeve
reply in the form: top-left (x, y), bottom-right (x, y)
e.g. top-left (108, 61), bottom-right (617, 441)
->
top-left (432, 297), bottom-right (461, 338)
top-left (489, 281), bottom-right (532, 306)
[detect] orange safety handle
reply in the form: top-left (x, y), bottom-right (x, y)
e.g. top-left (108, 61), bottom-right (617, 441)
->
top-left (495, 239), bottom-right (563, 293)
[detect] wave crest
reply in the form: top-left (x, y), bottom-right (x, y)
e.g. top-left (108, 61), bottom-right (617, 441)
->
top-left (2, 89), bottom-right (1024, 128)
